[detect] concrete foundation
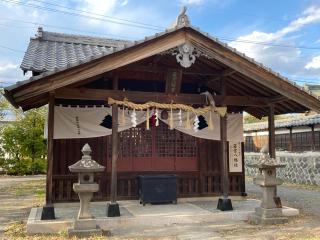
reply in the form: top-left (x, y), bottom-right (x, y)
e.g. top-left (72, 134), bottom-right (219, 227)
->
top-left (26, 198), bottom-right (299, 235)
top-left (249, 207), bottom-right (289, 225)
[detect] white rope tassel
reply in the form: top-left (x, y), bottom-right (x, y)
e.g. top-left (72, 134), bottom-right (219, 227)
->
top-left (155, 109), bottom-right (159, 126)
top-left (178, 109), bottom-right (182, 126)
top-left (146, 108), bottom-right (150, 130)
top-left (193, 114), bottom-right (199, 132)
top-left (131, 109), bottom-right (137, 127)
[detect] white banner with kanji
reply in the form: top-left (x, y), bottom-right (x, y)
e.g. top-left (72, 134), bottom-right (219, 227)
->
top-left (228, 141), bottom-right (242, 172)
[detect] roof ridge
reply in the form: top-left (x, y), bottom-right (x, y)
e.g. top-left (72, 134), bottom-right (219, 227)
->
top-left (33, 27), bottom-right (132, 47)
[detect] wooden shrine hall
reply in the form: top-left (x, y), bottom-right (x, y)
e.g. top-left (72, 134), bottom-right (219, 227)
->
top-left (4, 8), bottom-right (320, 219)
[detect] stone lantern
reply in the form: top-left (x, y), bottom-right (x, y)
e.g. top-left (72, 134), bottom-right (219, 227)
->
top-left (68, 143), bottom-right (105, 237)
top-left (248, 147), bottom-right (288, 225)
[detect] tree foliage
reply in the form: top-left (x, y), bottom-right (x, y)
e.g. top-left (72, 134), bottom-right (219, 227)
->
top-left (0, 88), bottom-right (9, 120)
top-left (0, 106), bottom-right (47, 175)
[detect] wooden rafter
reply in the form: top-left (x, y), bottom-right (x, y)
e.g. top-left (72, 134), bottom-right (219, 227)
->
top-left (55, 87), bottom-right (273, 107)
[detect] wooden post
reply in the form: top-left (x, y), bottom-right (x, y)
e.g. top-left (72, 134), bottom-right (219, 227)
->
top-left (288, 127), bottom-right (293, 151)
top-left (41, 92), bottom-right (55, 220)
top-left (220, 115), bottom-right (229, 198)
top-left (268, 104), bottom-right (276, 158)
top-left (310, 125), bottom-right (315, 151)
top-left (110, 104), bottom-right (118, 203)
top-left (268, 104), bottom-right (281, 207)
top-left (107, 72), bottom-right (120, 217)
top-left (217, 113), bottom-right (233, 211)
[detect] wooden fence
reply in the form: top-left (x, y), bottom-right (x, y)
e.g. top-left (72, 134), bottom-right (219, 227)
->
top-left (244, 129), bottom-right (320, 152)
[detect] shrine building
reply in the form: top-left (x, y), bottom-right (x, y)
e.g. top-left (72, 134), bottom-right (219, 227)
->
top-left (3, 9), bottom-right (320, 218)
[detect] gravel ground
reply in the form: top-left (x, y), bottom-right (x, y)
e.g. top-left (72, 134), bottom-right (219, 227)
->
top-left (0, 175), bottom-right (45, 237)
top-left (0, 175), bottom-right (319, 240)
top-left (246, 179), bottom-right (320, 217)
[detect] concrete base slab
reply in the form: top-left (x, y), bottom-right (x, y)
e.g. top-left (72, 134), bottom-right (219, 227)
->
top-left (68, 228), bottom-right (102, 238)
top-left (249, 207), bottom-right (289, 225)
top-left (26, 199), bottom-right (299, 235)
top-left (249, 213), bottom-right (289, 225)
top-left (73, 218), bottom-right (97, 229)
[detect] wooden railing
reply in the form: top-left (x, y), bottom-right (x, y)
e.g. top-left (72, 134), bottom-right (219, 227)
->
top-left (52, 171), bottom-right (245, 202)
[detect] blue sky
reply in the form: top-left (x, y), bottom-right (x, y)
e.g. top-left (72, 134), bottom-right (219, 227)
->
top-left (0, 0), bottom-right (320, 88)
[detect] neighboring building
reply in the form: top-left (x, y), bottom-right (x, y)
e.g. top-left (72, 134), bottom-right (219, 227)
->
top-left (244, 114), bottom-right (320, 152)
top-left (304, 84), bottom-right (320, 97)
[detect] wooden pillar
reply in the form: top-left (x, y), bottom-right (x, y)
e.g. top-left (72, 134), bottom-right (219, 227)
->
top-left (41, 92), bottom-right (55, 219)
top-left (288, 127), bottom-right (293, 152)
top-left (268, 104), bottom-right (276, 158)
top-left (107, 72), bottom-right (120, 217)
top-left (110, 104), bottom-right (118, 203)
top-left (217, 112), bottom-right (233, 211)
top-left (310, 125), bottom-right (315, 151)
top-left (220, 115), bottom-right (229, 198)
top-left (268, 104), bottom-right (282, 207)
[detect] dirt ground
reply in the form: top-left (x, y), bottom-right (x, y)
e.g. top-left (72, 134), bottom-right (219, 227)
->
top-left (0, 175), bottom-right (319, 240)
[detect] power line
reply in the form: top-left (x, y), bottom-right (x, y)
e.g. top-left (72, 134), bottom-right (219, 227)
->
top-left (0, 18), bottom-right (135, 40)
top-left (0, 0), bottom-right (163, 31)
top-left (28, 0), bottom-right (165, 30)
top-left (221, 37), bottom-right (320, 51)
top-left (2, 0), bottom-right (320, 51)
top-left (0, 44), bottom-right (24, 53)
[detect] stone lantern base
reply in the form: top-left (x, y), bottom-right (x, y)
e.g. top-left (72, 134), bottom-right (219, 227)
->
top-left (68, 219), bottom-right (102, 237)
top-left (249, 207), bottom-right (288, 225)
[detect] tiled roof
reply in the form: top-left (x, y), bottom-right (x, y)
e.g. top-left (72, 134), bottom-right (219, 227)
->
top-left (8, 17), bottom-right (319, 104)
top-left (20, 27), bottom-right (132, 73)
top-left (244, 114), bottom-right (320, 131)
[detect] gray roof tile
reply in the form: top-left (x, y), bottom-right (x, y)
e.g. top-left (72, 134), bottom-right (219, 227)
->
top-left (244, 114), bottom-right (320, 131)
top-left (20, 28), bottom-right (131, 73)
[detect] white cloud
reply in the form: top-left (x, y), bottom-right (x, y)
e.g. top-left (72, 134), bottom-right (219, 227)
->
top-left (180, 0), bottom-right (205, 5)
top-left (120, 0), bottom-right (128, 6)
top-left (230, 6), bottom-right (320, 58)
top-left (229, 6), bottom-right (320, 77)
top-left (0, 63), bottom-right (17, 72)
top-left (305, 56), bottom-right (320, 69)
top-left (79, 0), bottom-right (118, 15)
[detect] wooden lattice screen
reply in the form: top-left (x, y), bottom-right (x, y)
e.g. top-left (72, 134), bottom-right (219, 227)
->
top-left (107, 121), bottom-right (198, 172)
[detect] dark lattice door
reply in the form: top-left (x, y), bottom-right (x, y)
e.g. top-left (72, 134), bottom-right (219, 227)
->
top-left (107, 121), bottom-right (198, 172)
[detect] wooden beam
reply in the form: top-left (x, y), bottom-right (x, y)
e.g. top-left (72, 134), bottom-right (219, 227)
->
top-left (207, 68), bottom-right (236, 83)
top-left (120, 64), bottom-right (227, 77)
top-left (55, 88), bottom-right (273, 107)
top-left (268, 104), bottom-right (276, 158)
top-left (56, 88), bottom-right (206, 104)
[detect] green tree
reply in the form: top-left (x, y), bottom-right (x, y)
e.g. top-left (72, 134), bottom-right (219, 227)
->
top-left (0, 88), bottom-right (9, 120)
top-left (0, 107), bottom-right (47, 175)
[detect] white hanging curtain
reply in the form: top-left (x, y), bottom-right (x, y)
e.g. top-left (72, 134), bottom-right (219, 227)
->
top-left (49, 106), bottom-right (243, 142)
top-left (52, 106), bottom-right (146, 139)
top-left (158, 110), bottom-right (243, 142)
